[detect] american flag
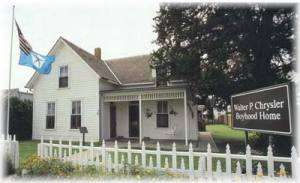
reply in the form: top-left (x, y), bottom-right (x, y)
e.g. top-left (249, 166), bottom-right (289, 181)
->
top-left (15, 21), bottom-right (32, 55)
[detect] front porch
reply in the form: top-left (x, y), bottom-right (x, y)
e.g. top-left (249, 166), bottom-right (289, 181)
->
top-left (99, 87), bottom-right (197, 145)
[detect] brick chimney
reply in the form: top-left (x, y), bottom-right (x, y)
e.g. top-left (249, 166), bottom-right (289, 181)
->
top-left (94, 47), bottom-right (101, 60)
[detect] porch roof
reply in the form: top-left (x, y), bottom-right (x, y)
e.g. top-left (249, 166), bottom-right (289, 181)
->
top-left (100, 86), bottom-right (186, 102)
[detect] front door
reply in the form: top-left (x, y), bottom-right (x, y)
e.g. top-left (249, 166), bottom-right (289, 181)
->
top-left (110, 103), bottom-right (116, 138)
top-left (129, 101), bottom-right (139, 137)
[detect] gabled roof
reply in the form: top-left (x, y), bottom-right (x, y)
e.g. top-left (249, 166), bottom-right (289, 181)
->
top-left (106, 55), bottom-right (154, 84)
top-left (61, 38), bottom-right (119, 84)
top-left (26, 37), bottom-right (155, 89)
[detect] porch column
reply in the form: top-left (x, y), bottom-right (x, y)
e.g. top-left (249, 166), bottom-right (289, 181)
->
top-left (100, 93), bottom-right (104, 140)
top-left (184, 90), bottom-right (188, 145)
top-left (139, 94), bottom-right (142, 144)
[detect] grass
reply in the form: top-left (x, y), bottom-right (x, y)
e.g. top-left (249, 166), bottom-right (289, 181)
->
top-left (206, 124), bottom-right (248, 141)
top-left (206, 124), bottom-right (258, 154)
top-left (19, 140), bottom-right (39, 163)
top-left (19, 125), bottom-right (244, 163)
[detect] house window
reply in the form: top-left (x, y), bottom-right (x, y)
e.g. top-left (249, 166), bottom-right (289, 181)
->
top-left (71, 101), bottom-right (81, 129)
top-left (59, 66), bottom-right (68, 88)
top-left (46, 102), bottom-right (55, 129)
top-left (157, 101), bottom-right (169, 127)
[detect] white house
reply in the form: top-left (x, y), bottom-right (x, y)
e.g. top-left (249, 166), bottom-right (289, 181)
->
top-left (26, 37), bottom-right (198, 145)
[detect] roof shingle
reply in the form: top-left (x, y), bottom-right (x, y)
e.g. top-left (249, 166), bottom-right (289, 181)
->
top-left (105, 55), bottom-right (154, 84)
top-left (61, 38), bottom-right (119, 84)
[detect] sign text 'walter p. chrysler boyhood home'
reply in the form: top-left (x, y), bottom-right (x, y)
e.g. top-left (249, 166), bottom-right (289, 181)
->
top-left (231, 83), bottom-right (292, 135)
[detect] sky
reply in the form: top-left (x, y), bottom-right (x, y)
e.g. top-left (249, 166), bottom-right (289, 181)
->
top-left (0, 0), bottom-right (160, 91)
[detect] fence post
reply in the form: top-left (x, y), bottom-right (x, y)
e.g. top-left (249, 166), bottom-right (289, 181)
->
top-left (90, 140), bottom-right (94, 164)
top-left (54, 148), bottom-right (58, 158)
top-left (102, 140), bottom-right (106, 171)
top-left (198, 156), bottom-right (206, 178)
top-left (148, 156), bottom-right (153, 168)
top-left (236, 161), bottom-right (242, 180)
top-left (141, 141), bottom-right (146, 168)
top-left (291, 146), bottom-right (298, 179)
top-left (246, 145), bottom-right (252, 179)
top-left (120, 154), bottom-right (125, 171)
top-left (279, 163), bottom-right (287, 178)
top-left (95, 150), bottom-right (100, 170)
top-left (13, 135), bottom-right (19, 169)
top-left (127, 140), bottom-right (131, 165)
top-left (37, 143), bottom-right (40, 157)
top-left (79, 139), bottom-right (83, 168)
top-left (134, 155), bottom-right (139, 166)
top-left (68, 140), bottom-right (72, 157)
top-left (63, 149), bottom-right (67, 162)
top-left (207, 143), bottom-right (212, 178)
top-left (267, 145), bottom-right (274, 177)
top-left (189, 143), bottom-right (194, 178)
top-left (107, 153), bottom-right (112, 172)
top-left (156, 142), bottom-right (161, 170)
top-left (59, 138), bottom-right (62, 159)
top-left (172, 142), bottom-right (177, 171)
top-left (114, 140), bottom-right (119, 171)
top-left (49, 137), bottom-right (53, 158)
top-left (256, 162), bottom-right (263, 177)
top-left (40, 136), bottom-right (44, 158)
top-left (180, 158), bottom-right (185, 172)
top-left (216, 160), bottom-right (222, 180)
top-left (225, 144), bottom-right (231, 178)
top-left (164, 157), bottom-right (169, 169)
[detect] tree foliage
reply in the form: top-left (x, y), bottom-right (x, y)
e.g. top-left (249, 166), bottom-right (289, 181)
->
top-left (151, 3), bottom-right (296, 108)
top-left (9, 97), bottom-right (32, 140)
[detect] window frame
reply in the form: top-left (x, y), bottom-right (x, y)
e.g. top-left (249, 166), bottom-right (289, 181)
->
top-left (59, 65), bottom-right (69, 88)
top-left (70, 100), bottom-right (81, 129)
top-left (156, 100), bottom-right (169, 128)
top-left (46, 102), bottom-right (55, 129)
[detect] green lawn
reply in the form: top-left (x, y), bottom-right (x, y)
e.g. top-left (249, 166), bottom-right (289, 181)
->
top-left (19, 125), bottom-right (246, 162)
top-left (19, 140), bottom-right (39, 163)
top-left (206, 124), bottom-right (258, 154)
top-left (206, 124), bottom-right (246, 141)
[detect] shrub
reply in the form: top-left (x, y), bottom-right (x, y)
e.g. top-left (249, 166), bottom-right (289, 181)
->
top-left (21, 155), bottom-right (76, 177)
top-left (8, 97), bottom-right (32, 140)
top-left (249, 133), bottom-right (292, 156)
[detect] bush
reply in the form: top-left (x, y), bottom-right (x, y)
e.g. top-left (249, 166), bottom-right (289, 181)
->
top-left (21, 155), bottom-right (76, 177)
top-left (19, 155), bottom-right (187, 179)
top-left (9, 97), bottom-right (32, 140)
top-left (250, 133), bottom-right (293, 156)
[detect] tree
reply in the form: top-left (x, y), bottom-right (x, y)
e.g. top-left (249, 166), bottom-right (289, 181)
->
top-left (151, 3), bottom-right (295, 108)
top-left (9, 97), bottom-right (32, 140)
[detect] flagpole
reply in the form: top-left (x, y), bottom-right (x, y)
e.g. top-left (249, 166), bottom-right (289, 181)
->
top-left (7, 5), bottom-right (15, 137)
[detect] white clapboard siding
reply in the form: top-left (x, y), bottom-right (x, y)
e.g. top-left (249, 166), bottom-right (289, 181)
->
top-left (32, 41), bottom-right (102, 141)
top-left (38, 136), bottom-right (298, 181)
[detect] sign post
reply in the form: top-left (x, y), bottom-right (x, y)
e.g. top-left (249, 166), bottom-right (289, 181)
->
top-left (79, 127), bottom-right (88, 146)
top-left (244, 131), bottom-right (249, 150)
top-left (231, 83), bottom-right (292, 151)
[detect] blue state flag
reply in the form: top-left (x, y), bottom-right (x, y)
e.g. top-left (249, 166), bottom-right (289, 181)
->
top-left (16, 21), bottom-right (55, 74)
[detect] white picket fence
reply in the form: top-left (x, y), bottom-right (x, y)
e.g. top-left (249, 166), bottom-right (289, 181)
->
top-left (0, 134), bottom-right (19, 169)
top-left (37, 137), bottom-right (298, 181)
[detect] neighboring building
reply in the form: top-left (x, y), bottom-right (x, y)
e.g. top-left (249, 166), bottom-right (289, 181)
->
top-left (25, 37), bottom-right (198, 144)
top-left (2, 88), bottom-right (33, 101)
top-left (1, 88), bottom-right (33, 135)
